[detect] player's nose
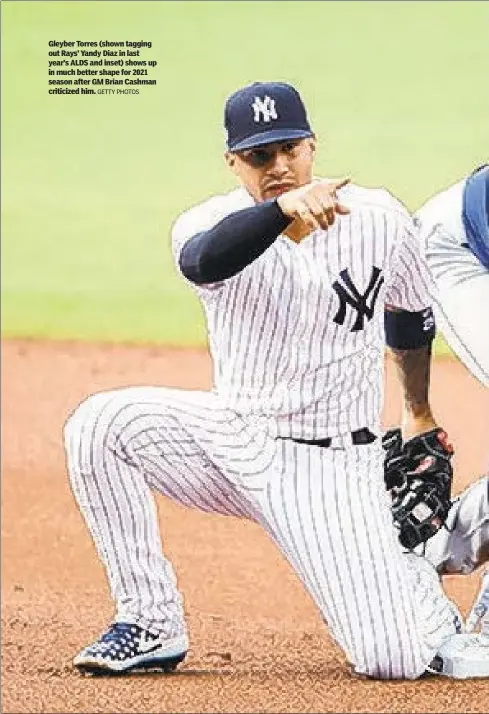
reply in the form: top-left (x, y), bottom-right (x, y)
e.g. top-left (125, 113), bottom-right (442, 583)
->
top-left (268, 151), bottom-right (290, 176)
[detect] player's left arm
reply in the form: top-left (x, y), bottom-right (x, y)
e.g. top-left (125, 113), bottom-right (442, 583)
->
top-left (385, 317), bottom-right (437, 439)
top-left (383, 213), bottom-right (454, 549)
top-left (383, 312), bottom-right (455, 550)
top-left (383, 211), bottom-right (440, 439)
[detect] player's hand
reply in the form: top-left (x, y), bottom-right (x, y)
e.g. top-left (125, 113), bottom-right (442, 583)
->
top-left (277, 178), bottom-right (351, 231)
top-left (382, 427), bottom-right (454, 550)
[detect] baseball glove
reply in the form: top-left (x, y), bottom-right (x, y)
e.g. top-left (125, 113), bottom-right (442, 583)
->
top-left (382, 427), bottom-right (454, 550)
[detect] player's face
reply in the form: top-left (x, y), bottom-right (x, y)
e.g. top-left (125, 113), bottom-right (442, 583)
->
top-left (225, 138), bottom-right (316, 203)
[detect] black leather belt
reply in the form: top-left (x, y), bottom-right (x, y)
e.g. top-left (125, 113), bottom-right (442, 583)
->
top-left (283, 427), bottom-right (377, 448)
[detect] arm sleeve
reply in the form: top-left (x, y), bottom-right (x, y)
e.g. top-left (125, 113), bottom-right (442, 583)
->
top-left (178, 200), bottom-right (291, 285)
top-left (384, 216), bottom-right (436, 311)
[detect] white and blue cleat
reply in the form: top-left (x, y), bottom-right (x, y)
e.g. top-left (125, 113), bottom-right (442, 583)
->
top-left (429, 570), bottom-right (489, 681)
top-left (428, 631), bottom-right (489, 679)
top-left (73, 622), bottom-right (188, 676)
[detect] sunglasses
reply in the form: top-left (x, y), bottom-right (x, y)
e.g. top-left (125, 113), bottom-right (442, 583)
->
top-left (237, 141), bottom-right (301, 168)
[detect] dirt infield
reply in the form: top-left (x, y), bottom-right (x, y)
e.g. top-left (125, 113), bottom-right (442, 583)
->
top-left (2, 338), bottom-right (488, 713)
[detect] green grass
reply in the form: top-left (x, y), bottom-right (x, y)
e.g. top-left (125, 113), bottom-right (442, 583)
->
top-left (2, 0), bottom-right (488, 347)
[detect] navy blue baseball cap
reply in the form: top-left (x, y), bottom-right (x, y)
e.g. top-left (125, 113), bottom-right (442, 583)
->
top-left (224, 81), bottom-right (314, 152)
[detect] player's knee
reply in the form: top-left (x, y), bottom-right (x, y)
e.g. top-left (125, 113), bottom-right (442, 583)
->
top-left (63, 390), bottom-right (119, 455)
top-left (63, 387), bottom-right (160, 463)
top-left (362, 658), bottom-right (423, 681)
top-left (360, 643), bottom-right (424, 680)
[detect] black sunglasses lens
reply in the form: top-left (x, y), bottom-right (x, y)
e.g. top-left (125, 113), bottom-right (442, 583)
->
top-left (247, 149), bottom-right (273, 167)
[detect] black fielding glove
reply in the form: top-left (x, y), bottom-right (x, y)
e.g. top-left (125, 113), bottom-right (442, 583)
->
top-left (382, 428), bottom-right (454, 550)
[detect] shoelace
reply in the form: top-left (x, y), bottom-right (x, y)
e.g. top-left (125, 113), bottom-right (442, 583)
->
top-left (101, 623), bottom-right (139, 640)
top-left (90, 623), bottom-right (143, 654)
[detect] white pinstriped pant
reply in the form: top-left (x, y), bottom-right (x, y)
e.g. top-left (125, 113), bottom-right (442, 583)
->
top-left (64, 386), bottom-right (459, 679)
top-left (424, 476), bottom-right (489, 575)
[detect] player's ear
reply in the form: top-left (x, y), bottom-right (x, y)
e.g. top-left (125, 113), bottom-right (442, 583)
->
top-left (225, 151), bottom-right (238, 176)
top-left (308, 137), bottom-right (316, 156)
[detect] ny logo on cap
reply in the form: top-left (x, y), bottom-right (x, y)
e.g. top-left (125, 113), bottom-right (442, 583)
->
top-left (252, 95), bottom-right (278, 123)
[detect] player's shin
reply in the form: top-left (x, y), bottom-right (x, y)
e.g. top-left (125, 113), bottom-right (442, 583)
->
top-left (63, 393), bottom-right (185, 637)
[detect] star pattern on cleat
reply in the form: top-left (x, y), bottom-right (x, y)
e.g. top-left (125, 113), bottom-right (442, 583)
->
top-left (85, 623), bottom-right (160, 661)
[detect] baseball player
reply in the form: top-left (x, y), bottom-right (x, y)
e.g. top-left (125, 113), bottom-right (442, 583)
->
top-left (416, 164), bottom-right (489, 388)
top-left (381, 166), bottom-right (489, 671)
top-left (64, 81), bottom-right (486, 679)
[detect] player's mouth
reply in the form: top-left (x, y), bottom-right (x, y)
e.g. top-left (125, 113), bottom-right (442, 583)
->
top-left (263, 183), bottom-right (294, 197)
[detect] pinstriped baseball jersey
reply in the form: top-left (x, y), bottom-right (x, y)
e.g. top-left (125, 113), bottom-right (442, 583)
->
top-left (172, 182), bottom-right (434, 439)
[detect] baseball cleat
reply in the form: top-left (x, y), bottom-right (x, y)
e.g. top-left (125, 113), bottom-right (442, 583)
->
top-left (73, 622), bottom-right (188, 676)
top-left (427, 632), bottom-right (489, 679)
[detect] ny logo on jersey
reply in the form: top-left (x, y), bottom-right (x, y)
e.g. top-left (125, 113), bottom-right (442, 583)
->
top-left (332, 266), bottom-right (384, 332)
top-left (252, 95), bottom-right (278, 123)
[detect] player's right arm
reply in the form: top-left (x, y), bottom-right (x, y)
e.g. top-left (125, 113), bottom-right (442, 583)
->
top-left (177, 200), bottom-right (291, 285)
top-left (175, 179), bottom-right (349, 286)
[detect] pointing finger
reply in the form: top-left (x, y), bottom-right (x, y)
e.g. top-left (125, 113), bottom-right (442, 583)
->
top-left (332, 177), bottom-right (351, 190)
top-left (314, 177), bottom-right (351, 191)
